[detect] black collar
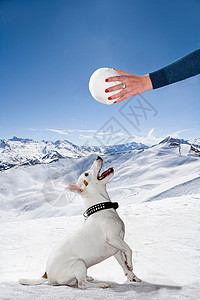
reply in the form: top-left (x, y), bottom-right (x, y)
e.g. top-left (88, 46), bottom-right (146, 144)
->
top-left (83, 202), bottom-right (119, 220)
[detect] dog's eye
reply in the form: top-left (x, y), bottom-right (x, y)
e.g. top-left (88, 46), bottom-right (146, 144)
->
top-left (85, 173), bottom-right (89, 177)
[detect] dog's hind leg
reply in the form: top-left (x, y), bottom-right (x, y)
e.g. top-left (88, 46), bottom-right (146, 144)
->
top-left (114, 251), bottom-right (141, 282)
top-left (72, 260), bottom-right (110, 289)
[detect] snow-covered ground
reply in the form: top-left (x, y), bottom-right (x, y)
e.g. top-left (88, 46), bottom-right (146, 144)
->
top-left (0, 140), bottom-right (200, 299)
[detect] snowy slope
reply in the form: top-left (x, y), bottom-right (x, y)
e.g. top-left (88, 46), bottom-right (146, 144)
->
top-left (0, 138), bottom-right (200, 299)
top-left (1, 140), bottom-right (200, 221)
top-left (1, 199), bottom-right (200, 300)
top-left (190, 138), bottom-right (200, 147)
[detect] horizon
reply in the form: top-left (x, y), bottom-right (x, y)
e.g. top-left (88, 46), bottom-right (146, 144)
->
top-left (1, 134), bottom-right (199, 148)
top-left (0, 0), bottom-right (200, 146)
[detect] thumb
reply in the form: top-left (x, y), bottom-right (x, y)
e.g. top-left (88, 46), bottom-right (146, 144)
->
top-left (113, 69), bottom-right (132, 76)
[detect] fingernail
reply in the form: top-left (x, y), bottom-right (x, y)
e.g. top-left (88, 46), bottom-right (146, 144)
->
top-left (108, 97), bottom-right (112, 100)
top-left (105, 79), bottom-right (109, 82)
top-left (105, 89), bottom-right (109, 93)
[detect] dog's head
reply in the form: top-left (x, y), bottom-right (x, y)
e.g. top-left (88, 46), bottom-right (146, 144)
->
top-left (66, 156), bottom-right (114, 197)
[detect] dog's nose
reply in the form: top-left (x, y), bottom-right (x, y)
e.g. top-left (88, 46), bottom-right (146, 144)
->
top-left (96, 156), bottom-right (103, 161)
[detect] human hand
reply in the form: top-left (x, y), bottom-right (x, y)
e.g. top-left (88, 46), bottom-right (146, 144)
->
top-left (105, 69), bottom-right (153, 103)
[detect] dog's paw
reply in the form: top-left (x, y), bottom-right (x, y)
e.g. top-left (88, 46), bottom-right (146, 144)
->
top-left (99, 283), bottom-right (110, 289)
top-left (86, 276), bottom-right (94, 282)
top-left (78, 284), bottom-right (86, 289)
top-left (130, 276), bottom-right (141, 282)
top-left (78, 280), bottom-right (110, 289)
top-left (126, 272), bottom-right (141, 282)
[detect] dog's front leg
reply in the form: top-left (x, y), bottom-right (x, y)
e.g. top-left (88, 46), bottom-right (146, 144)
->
top-left (114, 251), bottom-right (141, 282)
top-left (106, 236), bottom-right (133, 271)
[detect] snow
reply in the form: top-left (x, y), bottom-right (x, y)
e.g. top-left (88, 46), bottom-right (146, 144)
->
top-left (190, 138), bottom-right (200, 147)
top-left (89, 67), bottom-right (122, 105)
top-left (0, 137), bottom-right (147, 171)
top-left (0, 140), bottom-right (200, 299)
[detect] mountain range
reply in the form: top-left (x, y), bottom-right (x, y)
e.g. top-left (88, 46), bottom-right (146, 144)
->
top-left (0, 136), bottom-right (148, 171)
top-left (0, 136), bottom-right (199, 171)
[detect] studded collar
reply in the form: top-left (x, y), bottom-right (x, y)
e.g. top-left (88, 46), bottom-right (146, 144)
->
top-left (83, 201), bottom-right (119, 220)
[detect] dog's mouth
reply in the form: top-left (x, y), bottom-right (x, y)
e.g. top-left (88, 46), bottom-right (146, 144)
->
top-left (97, 167), bottom-right (114, 180)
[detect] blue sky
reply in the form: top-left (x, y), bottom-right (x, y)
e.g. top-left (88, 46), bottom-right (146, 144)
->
top-left (0, 0), bottom-right (199, 146)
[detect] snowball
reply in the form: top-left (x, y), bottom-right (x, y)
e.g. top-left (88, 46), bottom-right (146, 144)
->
top-left (89, 68), bottom-right (123, 105)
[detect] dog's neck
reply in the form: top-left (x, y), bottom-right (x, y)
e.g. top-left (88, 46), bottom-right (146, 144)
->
top-left (82, 189), bottom-right (111, 210)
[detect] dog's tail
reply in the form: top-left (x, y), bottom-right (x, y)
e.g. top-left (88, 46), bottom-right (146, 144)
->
top-left (19, 272), bottom-right (48, 285)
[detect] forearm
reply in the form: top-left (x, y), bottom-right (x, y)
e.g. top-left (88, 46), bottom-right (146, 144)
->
top-left (149, 49), bottom-right (200, 89)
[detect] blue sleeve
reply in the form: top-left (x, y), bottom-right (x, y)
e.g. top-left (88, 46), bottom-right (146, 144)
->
top-left (149, 49), bottom-right (200, 89)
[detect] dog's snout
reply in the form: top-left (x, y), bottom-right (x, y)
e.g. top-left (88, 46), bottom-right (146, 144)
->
top-left (96, 156), bottom-right (103, 161)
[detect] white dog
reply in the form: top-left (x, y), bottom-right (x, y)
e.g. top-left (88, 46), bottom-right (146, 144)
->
top-left (19, 156), bottom-right (141, 288)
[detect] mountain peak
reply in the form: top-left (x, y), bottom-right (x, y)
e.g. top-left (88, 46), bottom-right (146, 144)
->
top-left (159, 136), bottom-right (189, 145)
top-left (9, 136), bottom-right (33, 143)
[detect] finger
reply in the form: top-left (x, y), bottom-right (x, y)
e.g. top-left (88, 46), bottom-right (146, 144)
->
top-left (114, 95), bottom-right (129, 103)
top-left (105, 76), bottom-right (124, 82)
top-left (105, 83), bottom-right (124, 93)
top-left (114, 92), bottom-right (137, 103)
top-left (108, 90), bottom-right (125, 100)
top-left (114, 69), bottom-right (132, 76)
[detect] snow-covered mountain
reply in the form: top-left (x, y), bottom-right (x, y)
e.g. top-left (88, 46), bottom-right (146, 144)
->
top-left (158, 136), bottom-right (200, 156)
top-left (1, 136), bottom-right (200, 172)
top-left (159, 136), bottom-right (191, 145)
top-left (0, 136), bottom-right (147, 171)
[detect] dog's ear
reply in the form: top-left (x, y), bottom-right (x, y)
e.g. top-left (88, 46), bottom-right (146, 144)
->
top-left (65, 183), bottom-right (83, 194)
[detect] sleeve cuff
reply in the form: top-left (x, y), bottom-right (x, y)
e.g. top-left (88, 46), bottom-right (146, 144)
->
top-left (149, 69), bottom-right (169, 89)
